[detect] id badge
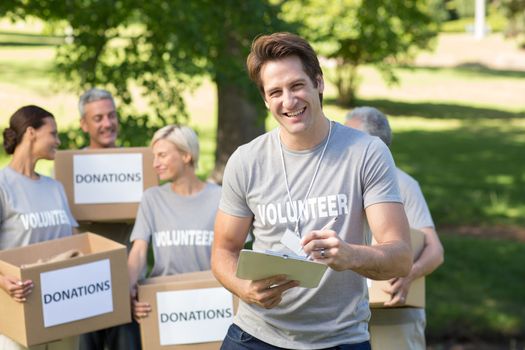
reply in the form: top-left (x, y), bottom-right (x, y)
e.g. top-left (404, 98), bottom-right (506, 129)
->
top-left (280, 229), bottom-right (306, 257)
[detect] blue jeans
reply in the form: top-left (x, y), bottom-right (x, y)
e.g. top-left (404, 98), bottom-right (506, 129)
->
top-left (221, 323), bottom-right (371, 350)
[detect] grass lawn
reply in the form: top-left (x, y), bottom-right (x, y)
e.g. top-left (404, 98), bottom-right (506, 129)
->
top-left (1, 32), bottom-right (525, 345)
top-left (427, 233), bottom-right (525, 344)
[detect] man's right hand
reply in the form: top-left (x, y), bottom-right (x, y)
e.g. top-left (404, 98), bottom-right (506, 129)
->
top-left (240, 275), bottom-right (299, 309)
top-left (0, 275), bottom-right (33, 303)
top-left (212, 211), bottom-right (300, 309)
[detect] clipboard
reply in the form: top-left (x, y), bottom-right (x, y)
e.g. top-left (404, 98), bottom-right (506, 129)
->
top-left (236, 249), bottom-right (328, 288)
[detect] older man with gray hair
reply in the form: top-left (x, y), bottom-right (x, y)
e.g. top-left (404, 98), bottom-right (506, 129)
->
top-left (79, 88), bottom-right (119, 149)
top-left (76, 88), bottom-right (132, 247)
top-left (346, 107), bottom-right (444, 350)
top-left (77, 88), bottom-right (141, 350)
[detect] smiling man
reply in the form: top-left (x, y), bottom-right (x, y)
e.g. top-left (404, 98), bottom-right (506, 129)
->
top-left (76, 88), bottom-right (140, 350)
top-left (211, 32), bottom-right (413, 350)
top-left (79, 88), bottom-right (119, 149)
top-left (76, 88), bottom-right (132, 248)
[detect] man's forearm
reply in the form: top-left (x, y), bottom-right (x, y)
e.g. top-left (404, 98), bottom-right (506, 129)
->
top-left (361, 202), bottom-right (412, 280)
top-left (211, 247), bottom-right (244, 297)
top-left (348, 241), bottom-right (412, 280)
top-left (408, 228), bottom-right (444, 280)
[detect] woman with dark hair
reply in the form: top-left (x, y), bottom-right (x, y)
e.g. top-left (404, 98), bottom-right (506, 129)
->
top-left (0, 105), bottom-right (78, 350)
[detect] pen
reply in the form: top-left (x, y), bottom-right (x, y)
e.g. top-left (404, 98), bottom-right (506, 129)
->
top-left (305, 216), bottom-right (339, 259)
top-left (320, 216), bottom-right (338, 231)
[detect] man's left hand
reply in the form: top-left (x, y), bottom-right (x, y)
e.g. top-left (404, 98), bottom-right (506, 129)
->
top-left (382, 276), bottom-right (413, 306)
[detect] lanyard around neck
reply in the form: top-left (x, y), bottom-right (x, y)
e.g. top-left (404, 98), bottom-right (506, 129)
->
top-left (278, 120), bottom-right (333, 237)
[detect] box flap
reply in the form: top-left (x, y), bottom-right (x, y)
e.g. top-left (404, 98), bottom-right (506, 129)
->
top-left (0, 233), bottom-right (125, 268)
top-left (139, 270), bottom-right (216, 287)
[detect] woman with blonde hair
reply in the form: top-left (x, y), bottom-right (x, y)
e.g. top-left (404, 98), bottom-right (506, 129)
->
top-left (0, 105), bottom-right (78, 350)
top-left (127, 125), bottom-right (221, 324)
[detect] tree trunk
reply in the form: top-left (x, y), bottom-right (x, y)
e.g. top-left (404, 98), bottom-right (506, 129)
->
top-left (208, 30), bottom-right (266, 184)
top-left (209, 79), bottom-right (265, 184)
top-left (335, 62), bottom-right (359, 106)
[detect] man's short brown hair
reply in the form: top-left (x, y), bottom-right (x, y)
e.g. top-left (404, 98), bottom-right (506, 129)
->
top-left (246, 32), bottom-right (323, 98)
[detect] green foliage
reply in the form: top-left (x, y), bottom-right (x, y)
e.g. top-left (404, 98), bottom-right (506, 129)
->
top-left (0, 1), bottom-right (289, 150)
top-left (441, 18), bottom-right (468, 33)
top-left (441, 9), bottom-right (508, 33)
top-left (281, 0), bottom-right (439, 105)
top-left (447, 0), bottom-right (477, 18)
top-left (427, 233), bottom-right (525, 341)
top-left (499, 0), bottom-right (525, 45)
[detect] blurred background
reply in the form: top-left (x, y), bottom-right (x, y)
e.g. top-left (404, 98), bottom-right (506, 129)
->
top-left (0, 1), bottom-right (524, 348)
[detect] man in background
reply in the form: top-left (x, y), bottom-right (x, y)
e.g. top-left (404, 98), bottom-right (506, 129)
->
top-left (346, 106), bottom-right (444, 350)
top-left (79, 87), bottom-right (119, 150)
top-left (77, 88), bottom-right (141, 350)
top-left (76, 88), bottom-right (133, 247)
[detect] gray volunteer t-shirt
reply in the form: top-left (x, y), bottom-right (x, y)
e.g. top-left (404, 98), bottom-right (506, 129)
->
top-left (396, 168), bottom-right (434, 230)
top-left (0, 166), bottom-right (77, 249)
top-left (130, 182), bottom-right (221, 277)
top-left (220, 121), bottom-right (401, 349)
top-left (370, 168), bottom-right (436, 324)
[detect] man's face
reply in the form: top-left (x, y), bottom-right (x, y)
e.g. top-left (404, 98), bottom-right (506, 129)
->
top-left (260, 56), bottom-right (324, 145)
top-left (80, 98), bottom-right (119, 149)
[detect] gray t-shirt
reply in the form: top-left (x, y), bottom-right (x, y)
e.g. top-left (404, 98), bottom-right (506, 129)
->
top-left (370, 168), bottom-right (435, 324)
top-left (130, 182), bottom-right (221, 277)
top-left (220, 121), bottom-right (401, 349)
top-left (0, 166), bottom-right (77, 250)
top-left (396, 168), bottom-right (434, 230)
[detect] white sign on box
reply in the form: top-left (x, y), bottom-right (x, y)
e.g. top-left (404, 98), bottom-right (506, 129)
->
top-left (40, 259), bottom-right (114, 327)
top-left (73, 153), bottom-right (144, 204)
top-left (156, 287), bottom-right (234, 346)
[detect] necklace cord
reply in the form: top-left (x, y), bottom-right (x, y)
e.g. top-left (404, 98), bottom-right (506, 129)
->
top-left (278, 120), bottom-right (333, 237)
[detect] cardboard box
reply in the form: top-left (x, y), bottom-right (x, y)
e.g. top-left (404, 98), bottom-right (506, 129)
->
top-left (138, 270), bottom-right (238, 350)
top-left (54, 147), bottom-right (158, 222)
top-left (0, 233), bottom-right (131, 347)
top-left (368, 229), bottom-right (426, 308)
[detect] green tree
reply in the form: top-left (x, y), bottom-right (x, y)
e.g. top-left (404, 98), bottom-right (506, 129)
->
top-left (280, 0), bottom-right (439, 105)
top-left (498, 0), bottom-right (525, 45)
top-left (0, 1), bottom-right (291, 181)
